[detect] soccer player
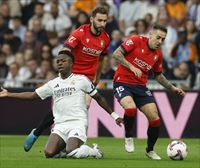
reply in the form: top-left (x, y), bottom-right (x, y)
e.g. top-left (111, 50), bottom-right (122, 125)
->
top-left (23, 6), bottom-right (110, 152)
top-left (112, 25), bottom-right (185, 160)
top-left (0, 50), bottom-right (123, 159)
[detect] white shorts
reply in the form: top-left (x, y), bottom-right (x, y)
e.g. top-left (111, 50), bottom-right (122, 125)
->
top-left (51, 121), bottom-right (87, 143)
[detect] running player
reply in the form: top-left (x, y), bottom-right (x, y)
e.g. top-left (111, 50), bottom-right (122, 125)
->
top-left (113, 24), bottom-right (185, 160)
top-left (0, 50), bottom-right (123, 159)
top-left (23, 6), bottom-right (110, 152)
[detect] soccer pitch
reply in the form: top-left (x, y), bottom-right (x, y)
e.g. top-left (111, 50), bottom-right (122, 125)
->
top-left (0, 136), bottom-right (199, 168)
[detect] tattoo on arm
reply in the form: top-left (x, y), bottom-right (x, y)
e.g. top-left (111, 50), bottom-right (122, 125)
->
top-left (155, 73), bottom-right (174, 90)
top-left (112, 47), bottom-right (130, 69)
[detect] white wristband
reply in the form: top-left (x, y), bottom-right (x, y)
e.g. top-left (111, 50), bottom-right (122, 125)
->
top-left (111, 112), bottom-right (120, 120)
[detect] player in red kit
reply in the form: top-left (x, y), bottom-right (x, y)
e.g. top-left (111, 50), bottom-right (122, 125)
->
top-left (23, 7), bottom-right (112, 152)
top-left (113, 25), bottom-right (185, 160)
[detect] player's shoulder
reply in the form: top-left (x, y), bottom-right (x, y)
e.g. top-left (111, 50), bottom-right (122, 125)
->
top-left (45, 76), bottom-right (60, 86)
top-left (72, 74), bottom-right (91, 82)
top-left (73, 24), bottom-right (89, 36)
top-left (125, 35), bottom-right (145, 44)
top-left (76, 24), bottom-right (89, 33)
top-left (130, 35), bottom-right (147, 41)
top-left (101, 31), bottom-right (110, 39)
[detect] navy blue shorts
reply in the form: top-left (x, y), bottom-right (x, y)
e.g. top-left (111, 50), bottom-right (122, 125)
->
top-left (113, 82), bottom-right (155, 109)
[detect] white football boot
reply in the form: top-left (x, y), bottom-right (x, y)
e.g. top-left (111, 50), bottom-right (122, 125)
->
top-left (145, 151), bottom-right (161, 160)
top-left (92, 143), bottom-right (103, 159)
top-left (125, 137), bottom-right (134, 153)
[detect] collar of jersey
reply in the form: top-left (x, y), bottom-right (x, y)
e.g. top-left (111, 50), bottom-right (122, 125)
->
top-left (59, 73), bottom-right (74, 81)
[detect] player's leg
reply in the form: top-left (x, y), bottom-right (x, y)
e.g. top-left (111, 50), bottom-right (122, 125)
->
top-left (113, 83), bottom-right (137, 153)
top-left (66, 128), bottom-right (103, 159)
top-left (120, 96), bottom-right (137, 152)
top-left (44, 133), bottom-right (66, 158)
top-left (140, 103), bottom-right (161, 160)
top-left (24, 110), bottom-right (54, 152)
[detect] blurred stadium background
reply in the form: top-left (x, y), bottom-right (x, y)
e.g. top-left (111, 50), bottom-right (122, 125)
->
top-left (0, 0), bottom-right (199, 168)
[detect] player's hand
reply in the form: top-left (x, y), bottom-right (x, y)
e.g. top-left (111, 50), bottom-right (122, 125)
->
top-left (172, 86), bottom-right (185, 96)
top-left (115, 117), bottom-right (124, 127)
top-left (129, 65), bottom-right (142, 78)
top-left (0, 87), bottom-right (8, 97)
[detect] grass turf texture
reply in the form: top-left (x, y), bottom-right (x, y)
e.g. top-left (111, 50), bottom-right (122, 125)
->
top-left (0, 136), bottom-right (199, 168)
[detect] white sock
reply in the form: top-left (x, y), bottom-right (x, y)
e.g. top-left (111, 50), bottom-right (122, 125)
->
top-left (66, 145), bottom-right (97, 158)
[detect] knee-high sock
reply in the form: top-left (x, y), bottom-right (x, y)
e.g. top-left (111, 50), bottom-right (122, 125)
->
top-left (124, 108), bottom-right (137, 138)
top-left (66, 145), bottom-right (98, 158)
top-left (146, 118), bottom-right (160, 152)
top-left (34, 110), bottom-right (54, 136)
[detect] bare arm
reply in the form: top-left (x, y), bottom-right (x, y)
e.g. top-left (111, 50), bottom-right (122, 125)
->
top-left (113, 47), bottom-right (132, 69)
top-left (0, 87), bottom-right (39, 99)
top-left (155, 73), bottom-right (185, 96)
top-left (92, 92), bottom-right (123, 126)
top-left (93, 56), bottom-right (104, 86)
top-left (112, 47), bottom-right (142, 77)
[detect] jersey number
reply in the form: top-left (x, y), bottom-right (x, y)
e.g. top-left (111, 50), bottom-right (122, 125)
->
top-left (116, 86), bottom-right (124, 94)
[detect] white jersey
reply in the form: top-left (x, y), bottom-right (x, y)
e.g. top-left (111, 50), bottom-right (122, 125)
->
top-left (35, 73), bottom-right (97, 125)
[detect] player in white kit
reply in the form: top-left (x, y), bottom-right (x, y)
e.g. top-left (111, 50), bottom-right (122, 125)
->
top-left (0, 50), bottom-right (123, 159)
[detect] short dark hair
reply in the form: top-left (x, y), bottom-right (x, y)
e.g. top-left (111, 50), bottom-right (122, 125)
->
top-left (91, 7), bottom-right (108, 17)
top-left (58, 50), bottom-right (74, 63)
top-left (153, 24), bottom-right (167, 33)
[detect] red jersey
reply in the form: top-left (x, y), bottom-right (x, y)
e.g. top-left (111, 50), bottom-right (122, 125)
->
top-left (114, 35), bottom-right (163, 85)
top-left (65, 24), bottom-right (110, 80)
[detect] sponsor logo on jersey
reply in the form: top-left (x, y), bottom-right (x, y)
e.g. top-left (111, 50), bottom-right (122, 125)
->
top-left (134, 57), bottom-right (152, 71)
top-left (54, 87), bottom-right (76, 98)
top-left (82, 46), bottom-right (102, 56)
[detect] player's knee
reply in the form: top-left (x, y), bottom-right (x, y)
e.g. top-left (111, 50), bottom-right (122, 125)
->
top-left (44, 149), bottom-right (56, 158)
top-left (124, 108), bottom-right (137, 117)
top-left (148, 117), bottom-right (160, 127)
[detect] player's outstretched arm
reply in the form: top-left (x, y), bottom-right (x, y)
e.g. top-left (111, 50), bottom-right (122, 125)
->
top-left (112, 47), bottom-right (142, 77)
top-left (92, 92), bottom-right (123, 126)
top-left (93, 56), bottom-right (104, 86)
top-left (0, 87), bottom-right (39, 99)
top-left (155, 73), bottom-right (185, 96)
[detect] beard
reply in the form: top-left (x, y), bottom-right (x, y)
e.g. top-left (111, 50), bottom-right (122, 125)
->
top-left (93, 21), bottom-right (105, 35)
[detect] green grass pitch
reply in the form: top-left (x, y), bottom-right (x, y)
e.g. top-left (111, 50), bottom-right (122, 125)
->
top-left (0, 136), bottom-right (199, 168)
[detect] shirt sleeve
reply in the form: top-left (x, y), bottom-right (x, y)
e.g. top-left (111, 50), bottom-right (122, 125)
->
top-left (81, 77), bottom-right (97, 96)
top-left (35, 82), bottom-right (53, 100)
top-left (64, 28), bottom-right (81, 48)
top-left (121, 35), bottom-right (139, 54)
top-left (101, 35), bottom-right (110, 57)
top-left (152, 51), bottom-right (163, 73)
